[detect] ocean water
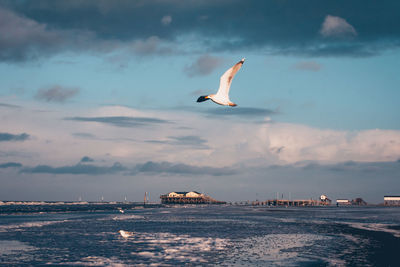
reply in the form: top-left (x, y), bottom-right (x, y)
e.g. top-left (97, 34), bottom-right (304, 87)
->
top-left (0, 204), bottom-right (399, 266)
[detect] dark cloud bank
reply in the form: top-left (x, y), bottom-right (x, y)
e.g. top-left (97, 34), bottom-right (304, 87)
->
top-left (0, 162), bottom-right (22, 168)
top-left (1, 0), bottom-right (400, 61)
top-left (20, 161), bottom-right (236, 176)
top-left (22, 162), bottom-right (126, 175)
top-left (0, 132), bottom-right (29, 142)
top-left (11, 159), bottom-right (400, 178)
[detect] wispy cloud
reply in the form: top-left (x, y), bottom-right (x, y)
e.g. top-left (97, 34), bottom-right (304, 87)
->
top-left (22, 162), bottom-right (125, 175)
top-left (0, 132), bottom-right (29, 142)
top-left (294, 61), bottom-right (322, 72)
top-left (161, 15), bottom-right (172, 26)
top-left (130, 36), bottom-right (173, 56)
top-left (133, 161), bottom-right (236, 176)
top-left (65, 116), bottom-right (170, 127)
top-left (36, 85), bottom-right (79, 103)
top-left (0, 162), bottom-right (23, 168)
top-left (320, 15), bottom-right (357, 38)
top-left (80, 156), bottom-right (94, 163)
top-left (184, 55), bottom-right (223, 77)
top-left (0, 102), bottom-right (20, 108)
top-left (203, 107), bottom-right (277, 117)
top-left (72, 132), bottom-right (96, 139)
top-left (146, 135), bottom-right (209, 149)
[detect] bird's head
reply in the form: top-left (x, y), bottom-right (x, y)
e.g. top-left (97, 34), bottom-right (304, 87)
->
top-left (197, 94), bottom-right (211, 103)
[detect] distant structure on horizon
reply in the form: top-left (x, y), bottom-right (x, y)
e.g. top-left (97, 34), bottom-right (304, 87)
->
top-left (320, 195), bottom-right (332, 205)
top-left (336, 199), bottom-right (351, 205)
top-left (252, 194), bottom-right (332, 207)
top-left (160, 191), bottom-right (226, 204)
top-left (384, 196), bottom-right (400, 206)
top-left (351, 198), bottom-right (367, 205)
top-left (336, 198), bottom-right (367, 206)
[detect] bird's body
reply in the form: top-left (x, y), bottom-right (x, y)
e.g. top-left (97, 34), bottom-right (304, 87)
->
top-left (119, 230), bottom-right (133, 238)
top-left (197, 58), bottom-right (245, 106)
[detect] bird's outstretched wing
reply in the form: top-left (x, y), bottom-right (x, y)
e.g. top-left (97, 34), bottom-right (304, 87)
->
top-left (216, 58), bottom-right (245, 98)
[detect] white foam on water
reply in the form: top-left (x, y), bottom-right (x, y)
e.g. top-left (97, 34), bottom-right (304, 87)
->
top-left (159, 210), bottom-right (171, 214)
top-left (0, 220), bottom-right (68, 232)
top-left (62, 256), bottom-right (127, 266)
top-left (111, 214), bottom-right (145, 221)
top-left (342, 222), bottom-right (400, 238)
top-left (128, 232), bottom-right (229, 264)
top-left (333, 233), bottom-right (371, 267)
top-left (137, 251), bottom-right (156, 257)
top-left (0, 240), bottom-right (37, 255)
top-left (226, 234), bottom-right (333, 266)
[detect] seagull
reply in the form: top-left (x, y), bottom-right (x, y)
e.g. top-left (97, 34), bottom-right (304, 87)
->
top-left (119, 230), bottom-right (133, 238)
top-left (197, 58), bottom-right (245, 106)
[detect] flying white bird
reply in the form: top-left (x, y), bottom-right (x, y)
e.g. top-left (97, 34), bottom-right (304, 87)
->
top-left (197, 58), bottom-right (245, 106)
top-left (119, 230), bottom-right (133, 238)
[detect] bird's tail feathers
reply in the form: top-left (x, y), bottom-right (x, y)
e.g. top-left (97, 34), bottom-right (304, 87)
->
top-left (197, 95), bottom-right (210, 103)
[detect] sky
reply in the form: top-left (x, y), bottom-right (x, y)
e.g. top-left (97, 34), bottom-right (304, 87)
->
top-left (0, 0), bottom-right (399, 203)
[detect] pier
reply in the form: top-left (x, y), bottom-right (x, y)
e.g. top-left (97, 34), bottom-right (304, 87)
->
top-left (251, 199), bottom-right (330, 206)
top-left (160, 191), bottom-right (226, 204)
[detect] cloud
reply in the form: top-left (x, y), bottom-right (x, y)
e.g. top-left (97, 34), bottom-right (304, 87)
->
top-left (36, 85), bottom-right (79, 102)
top-left (203, 107), bottom-right (277, 117)
top-left (168, 135), bottom-right (207, 146)
top-left (161, 15), bottom-right (172, 26)
top-left (0, 162), bottom-right (23, 168)
top-left (72, 132), bottom-right (96, 139)
top-left (19, 159), bottom-right (236, 176)
top-left (294, 61), bottom-right (322, 72)
top-left (130, 36), bottom-right (173, 56)
top-left (22, 162), bottom-right (125, 175)
top-left (0, 132), bottom-right (29, 142)
top-left (0, 102), bottom-right (20, 108)
top-left (184, 55), bottom-right (223, 77)
top-left (80, 156), bottom-right (94, 163)
top-left (2, 1), bottom-right (400, 59)
top-left (0, 6), bottom-right (63, 61)
top-left (0, 6), bottom-right (96, 62)
top-left (146, 135), bottom-right (209, 148)
top-left (270, 146), bottom-right (285, 154)
top-left (263, 125), bottom-right (400, 164)
top-left (320, 15), bottom-right (357, 38)
top-left (133, 161), bottom-right (236, 176)
top-left (1, 104), bottom-right (399, 173)
top-left (0, 6), bottom-right (172, 62)
top-left (65, 116), bottom-right (170, 127)
top-left (299, 160), bottom-right (400, 173)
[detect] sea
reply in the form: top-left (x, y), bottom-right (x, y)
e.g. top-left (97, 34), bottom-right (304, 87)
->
top-left (0, 203), bottom-right (399, 266)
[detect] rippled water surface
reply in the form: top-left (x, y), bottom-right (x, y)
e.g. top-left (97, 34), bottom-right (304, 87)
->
top-left (0, 205), bottom-right (399, 266)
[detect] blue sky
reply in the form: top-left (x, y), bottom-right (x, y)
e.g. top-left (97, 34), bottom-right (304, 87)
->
top-left (0, 1), bottom-right (399, 203)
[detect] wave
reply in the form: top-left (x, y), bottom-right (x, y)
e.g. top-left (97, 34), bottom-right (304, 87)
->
top-left (0, 220), bottom-right (68, 232)
top-left (343, 222), bottom-right (400, 238)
